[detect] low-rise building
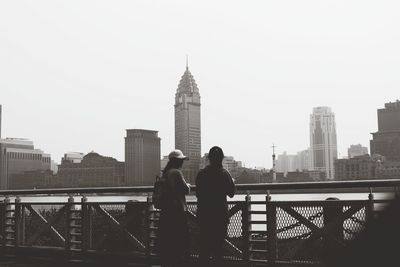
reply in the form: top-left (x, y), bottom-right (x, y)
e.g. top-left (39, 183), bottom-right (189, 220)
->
top-left (55, 152), bottom-right (125, 188)
top-left (334, 155), bottom-right (377, 180)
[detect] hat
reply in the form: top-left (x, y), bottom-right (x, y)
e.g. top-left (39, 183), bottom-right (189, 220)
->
top-left (168, 149), bottom-right (188, 160)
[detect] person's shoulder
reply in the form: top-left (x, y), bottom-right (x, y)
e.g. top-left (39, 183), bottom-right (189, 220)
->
top-left (220, 167), bottom-right (232, 177)
top-left (167, 168), bottom-right (184, 178)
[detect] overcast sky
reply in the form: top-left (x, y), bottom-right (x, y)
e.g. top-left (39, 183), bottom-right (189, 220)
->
top-left (1, 1), bottom-right (399, 168)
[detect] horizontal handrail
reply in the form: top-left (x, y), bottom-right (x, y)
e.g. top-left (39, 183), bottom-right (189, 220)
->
top-left (0, 178), bottom-right (399, 196)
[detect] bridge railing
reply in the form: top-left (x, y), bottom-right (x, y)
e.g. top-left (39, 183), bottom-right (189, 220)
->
top-left (0, 179), bottom-right (399, 265)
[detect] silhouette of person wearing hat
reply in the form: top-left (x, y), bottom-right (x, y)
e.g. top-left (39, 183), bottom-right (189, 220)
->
top-left (196, 146), bottom-right (236, 266)
top-left (158, 149), bottom-right (191, 267)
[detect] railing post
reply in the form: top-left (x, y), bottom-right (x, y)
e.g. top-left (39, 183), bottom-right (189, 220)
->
top-left (323, 197), bottom-right (343, 254)
top-left (366, 188), bottom-right (374, 223)
top-left (3, 196), bottom-right (14, 247)
top-left (242, 193), bottom-right (251, 262)
top-left (14, 197), bottom-right (22, 247)
top-left (145, 195), bottom-right (152, 258)
top-left (66, 195), bottom-right (74, 251)
top-left (0, 198), bottom-right (4, 248)
top-left (266, 193), bottom-right (277, 264)
top-left (81, 196), bottom-right (91, 251)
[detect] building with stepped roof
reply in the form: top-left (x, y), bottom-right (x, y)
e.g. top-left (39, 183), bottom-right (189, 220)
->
top-left (174, 61), bottom-right (201, 182)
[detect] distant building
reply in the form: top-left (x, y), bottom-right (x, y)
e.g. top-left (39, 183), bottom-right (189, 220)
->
top-left (276, 152), bottom-right (298, 175)
top-left (310, 107), bottom-right (338, 180)
top-left (56, 152), bottom-right (124, 187)
top-left (275, 149), bottom-right (311, 176)
top-left (125, 129), bottom-right (161, 186)
top-left (10, 169), bottom-right (53, 190)
top-left (200, 153), bottom-right (242, 178)
top-left (62, 152), bottom-right (84, 164)
top-left (376, 161), bottom-right (400, 179)
top-left (174, 63), bottom-right (201, 182)
top-left (335, 154), bottom-right (400, 180)
top-left (348, 144), bottom-right (369, 159)
top-left (335, 155), bottom-right (377, 180)
top-left (0, 138), bottom-right (51, 189)
top-left (296, 149), bottom-right (311, 171)
top-left (370, 100), bottom-right (400, 161)
top-left (50, 160), bottom-right (58, 174)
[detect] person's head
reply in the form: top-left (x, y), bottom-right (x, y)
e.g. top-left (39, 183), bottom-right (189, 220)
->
top-left (163, 149), bottom-right (188, 174)
top-left (208, 146), bottom-right (224, 167)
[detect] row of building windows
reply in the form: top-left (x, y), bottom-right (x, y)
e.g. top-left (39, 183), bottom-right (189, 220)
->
top-left (7, 152), bottom-right (50, 162)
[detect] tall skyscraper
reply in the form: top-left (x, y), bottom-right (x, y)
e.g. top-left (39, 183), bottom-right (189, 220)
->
top-left (309, 107), bottom-right (338, 180)
top-left (125, 129), bottom-right (161, 186)
top-left (174, 62), bottom-right (201, 182)
top-left (370, 100), bottom-right (400, 161)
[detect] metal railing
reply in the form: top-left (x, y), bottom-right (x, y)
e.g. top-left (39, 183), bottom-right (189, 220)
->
top-left (0, 179), bottom-right (399, 266)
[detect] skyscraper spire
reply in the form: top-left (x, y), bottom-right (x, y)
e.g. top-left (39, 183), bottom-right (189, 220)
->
top-left (175, 59), bottom-right (201, 182)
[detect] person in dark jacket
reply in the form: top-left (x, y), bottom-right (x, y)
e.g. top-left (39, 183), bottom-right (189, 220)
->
top-left (195, 146), bottom-right (236, 266)
top-left (158, 149), bottom-right (191, 267)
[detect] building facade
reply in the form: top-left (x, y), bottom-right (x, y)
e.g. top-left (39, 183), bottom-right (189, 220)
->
top-left (56, 152), bottom-right (124, 188)
top-left (125, 129), bottom-right (161, 186)
top-left (276, 152), bottom-right (298, 175)
top-left (310, 107), bottom-right (338, 180)
top-left (0, 138), bottom-right (51, 189)
top-left (348, 144), bottom-right (369, 159)
top-left (174, 64), bottom-right (201, 182)
top-left (370, 100), bottom-right (400, 161)
top-left (334, 155), bottom-right (377, 180)
top-left (62, 152), bottom-right (84, 164)
top-left (276, 149), bottom-right (311, 176)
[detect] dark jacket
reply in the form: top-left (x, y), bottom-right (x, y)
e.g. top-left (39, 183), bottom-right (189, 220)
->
top-left (158, 168), bottom-right (190, 262)
top-left (195, 165), bottom-right (235, 224)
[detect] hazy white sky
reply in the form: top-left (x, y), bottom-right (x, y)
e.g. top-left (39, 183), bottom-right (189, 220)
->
top-left (1, 0), bottom-right (399, 168)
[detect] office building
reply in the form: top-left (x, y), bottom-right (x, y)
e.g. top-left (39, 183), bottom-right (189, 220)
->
top-left (174, 63), bottom-right (201, 182)
top-left (62, 152), bottom-right (85, 164)
top-left (125, 129), bottom-right (161, 186)
top-left (0, 138), bottom-right (51, 189)
top-left (334, 155), bottom-right (377, 180)
top-left (56, 152), bottom-right (124, 187)
top-left (310, 107), bottom-right (338, 180)
top-left (370, 100), bottom-right (400, 161)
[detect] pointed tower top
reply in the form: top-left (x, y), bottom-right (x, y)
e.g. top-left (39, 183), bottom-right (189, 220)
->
top-left (186, 55), bottom-right (189, 70)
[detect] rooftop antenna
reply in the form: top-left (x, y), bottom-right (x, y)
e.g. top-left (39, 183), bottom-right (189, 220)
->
top-left (186, 55), bottom-right (189, 70)
top-left (271, 144), bottom-right (277, 183)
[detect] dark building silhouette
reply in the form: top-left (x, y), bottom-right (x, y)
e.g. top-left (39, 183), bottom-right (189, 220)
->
top-left (125, 129), bottom-right (161, 186)
top-left (174, 62), bottom-right (201, 182)
top-left (56, 151), bottom-right (124, 187)
top-left (370, 100), bottom-right (400, 161)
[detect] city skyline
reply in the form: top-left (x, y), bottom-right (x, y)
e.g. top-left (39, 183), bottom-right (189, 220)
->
top-left (1, 1), bottom-right (399, 168)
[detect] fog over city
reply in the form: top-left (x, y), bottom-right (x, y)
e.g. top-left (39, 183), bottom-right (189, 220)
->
top-left (1, 0), bottom-right (399, 168)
